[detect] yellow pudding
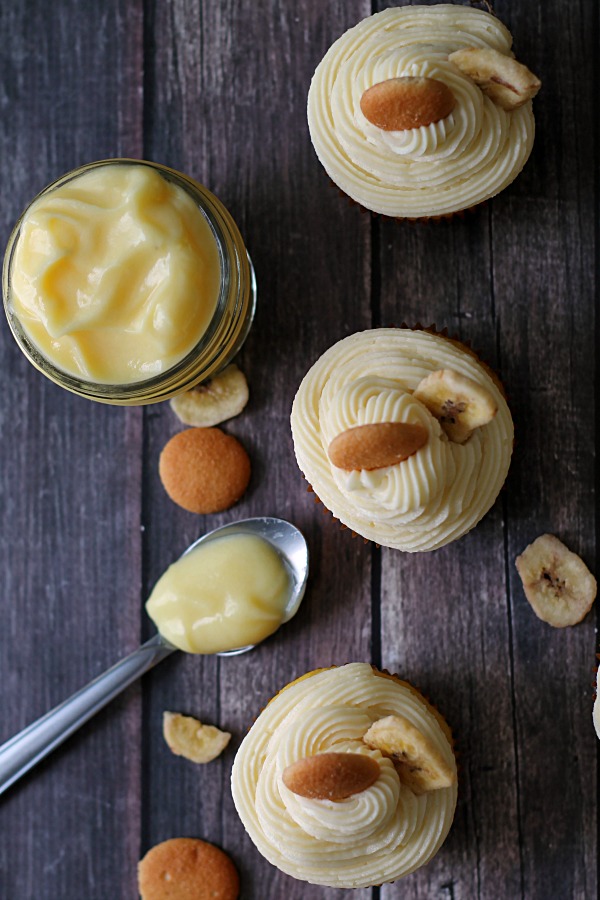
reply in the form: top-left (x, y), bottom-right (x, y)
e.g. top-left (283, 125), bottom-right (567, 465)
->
top-left (146, 533), bottom-right (291, 654)
top-left (291, 328), bottom-right (513, 551)
top-left (3, 160), bottom-right (256, 404)
top-left (8, 163), bottom-right (220, 384)
top-left (308, 5), bottom-right (539, 218)
top-left (231, 663), bottom-right (457, 888)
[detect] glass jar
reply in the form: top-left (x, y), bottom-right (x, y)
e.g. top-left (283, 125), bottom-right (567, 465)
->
top-left (2, 159), bottom-right (256, 404)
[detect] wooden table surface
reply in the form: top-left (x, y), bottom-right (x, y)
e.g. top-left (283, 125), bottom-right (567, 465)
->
top-left (0, 2), bottom-right (596, 898)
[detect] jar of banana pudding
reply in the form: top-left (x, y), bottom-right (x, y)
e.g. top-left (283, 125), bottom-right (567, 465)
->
top-left (2, 159), bottom-right (256, 404)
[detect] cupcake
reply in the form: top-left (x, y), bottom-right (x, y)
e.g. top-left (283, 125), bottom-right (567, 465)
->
top-left (290, 328), bottom-right (513, 552)
top-left (231, 663), bottom-right (457, 889)
top-left (307, 5), bottom-right (541, 218)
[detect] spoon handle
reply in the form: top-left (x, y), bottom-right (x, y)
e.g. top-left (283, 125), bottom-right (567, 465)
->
top-left (0, 633), bottom-right (175, 797)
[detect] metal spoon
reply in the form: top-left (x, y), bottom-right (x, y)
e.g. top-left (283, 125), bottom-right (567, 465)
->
top-left (0, 516), bottom-right (308, 796)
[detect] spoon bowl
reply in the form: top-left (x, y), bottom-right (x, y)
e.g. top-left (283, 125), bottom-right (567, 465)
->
top-left (192, 517), bottom-right (308, 655)
top-left (0, 516), bottom-right (309, 795)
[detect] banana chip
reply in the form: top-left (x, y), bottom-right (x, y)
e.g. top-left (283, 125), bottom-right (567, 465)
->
top-left (170, 364), bottom-right (249, 427)
top-left (515, 534), bottom-right (597, 627)
top-left (163, 711), bottom-right (231, 763)
top-left (363, 715), bottom-right (455, 795)
top-left (449, 47), bottom-right (541, 111)
top-left (414, 368), bottom-right (497, 443)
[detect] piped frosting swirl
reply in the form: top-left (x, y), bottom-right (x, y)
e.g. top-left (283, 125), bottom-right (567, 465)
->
top-left (307, 5), bottom-right (536, 217)
top-left (291, 329), bottom-right (513, 552)
top-left (231, 664), bottom-right (457, 888)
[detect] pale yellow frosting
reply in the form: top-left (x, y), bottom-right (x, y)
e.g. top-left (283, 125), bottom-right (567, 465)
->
top-left (231, 663), bottom-right (457, 888)
top-left (291, 329), bottom-right (513, 551)
top-left (307, 5), bottom-right (536, 217)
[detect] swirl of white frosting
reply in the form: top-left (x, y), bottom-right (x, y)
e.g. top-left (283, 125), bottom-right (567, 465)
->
top-left (231, 663), bottom-right (457, 889)
top-left (290, 329), bottom-right (513, 552)
top-left (324, 377), bottom-right (448, 520)
top-left (308, 5), bottom-right (536, 216)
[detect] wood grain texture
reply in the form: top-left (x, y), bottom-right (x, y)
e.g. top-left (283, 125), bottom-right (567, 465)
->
top-left (374, 2), bottom-right (597, 899)
top-left (0, 0), bottom-right (596, 899)
top-left (374, 192), bottom-right (523, 900)
top-left (493, 1), bottom-right (596, 897)
top-left (142, 1), bottom-right (373, 897)
top-left (0, 2), bottom-right (144, 899)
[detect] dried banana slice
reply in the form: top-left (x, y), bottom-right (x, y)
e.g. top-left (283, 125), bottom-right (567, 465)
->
top-left (413, 368), bottom-right (497, 443)
top-left (363, 715), bottom-right (455, 795)
top-left (449, 47), bottom-right (541, 111)
top-left (169, 364), bottom-right (249, 427)
top-left (515, 534), bottom-right (597, 627)
top-left (163, 711), bottom-right (231, 763)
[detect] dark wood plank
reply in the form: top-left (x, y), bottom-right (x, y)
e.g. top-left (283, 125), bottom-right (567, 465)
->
top-left (0, 2), bottom-right (144, 898)
top-left (374, 2), bottom-right (597, 898)
top-left (374, 204), bottom-right (524, 900)
top-left (494, 0), bottom-right (597, 896)
top-left (368, 24), bottom-right (518, 900)
top-left (141, 1), bottom-right (374, 897)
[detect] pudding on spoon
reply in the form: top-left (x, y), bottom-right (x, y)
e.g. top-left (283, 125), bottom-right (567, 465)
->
top-left (0, 517), bottom-right (309, 795)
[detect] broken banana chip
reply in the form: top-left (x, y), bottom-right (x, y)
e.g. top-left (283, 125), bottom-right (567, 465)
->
top-left (363, 714), bottom-right (455, 795)
top-left (163, 711), bottom-right (231, 763)
top-left (515, 534), bottom-right (597, 628)
top-left (449, 47), bottom-right (541, 111)
top-left (413, 368), bottom-right (497, 443)
top-left (169, 364), bottom-right (249, 427)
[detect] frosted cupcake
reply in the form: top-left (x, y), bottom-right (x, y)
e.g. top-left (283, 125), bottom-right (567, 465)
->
top-left (231, 663), bottom-right (457, 889)
top-left (307, 5), bottom-right (541, 218)
top-left (290, 328), bottom-right (513, 552)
